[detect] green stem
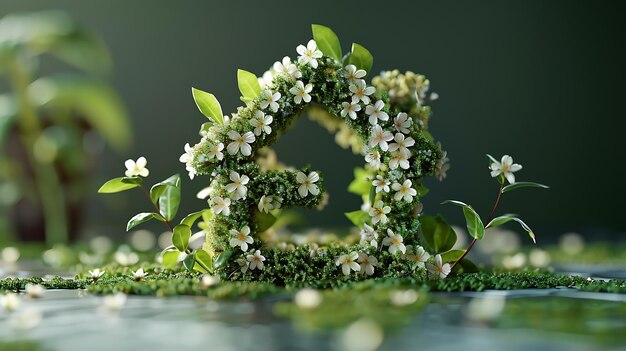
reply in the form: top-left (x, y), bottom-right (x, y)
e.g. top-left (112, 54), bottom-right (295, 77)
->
top-left (138, 184), bottom-right (174, 232)
top-left (8, 58), bottom-right (68, 244)
top-left (450, 182), bottom-right (505, 272)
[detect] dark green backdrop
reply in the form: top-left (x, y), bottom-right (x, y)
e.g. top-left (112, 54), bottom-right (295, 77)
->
top-left (3, 0), bottom-right (625, 241)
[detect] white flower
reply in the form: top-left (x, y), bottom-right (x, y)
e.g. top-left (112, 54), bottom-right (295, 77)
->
top-left (260, 90), bottom-right (281, 113)
top-left (132, 268), bottom-right (148, 281)
top-left (344, 64), bottom-right (366, 83)
top-left (296, 39), bottom-right (323, 68)
top-left (368, 200), bottom-right (391, 224)
top-left (349, 80), bottom-right (376, 104)
top-left (294, 288), bottom-right (322, 309)
top-left (258, 195), bottom-right (282, 213)
top-left (340, 102), bottom-right (361, 120)
top-left (0, 293), bottom-right (20, 312)
top-left (335, 252), bottom-right (360, 276)
top-left (427, 254), bottom-right (452, 279)
top-left (372, 175), bottom-right (390, 193)
top-left (250, 110), bottom-right (273, 136)
top-left (188, 231), bottom-right (207, 250)
top-left (102, 293), bottom-right (127, 311)
top-left (364, 148), bottom-right (382, 169)
top-left (296, 171), bottom-right (320, 197)
top-left (229, 226), bottom-right (253, 251)
top-left (359, 224), bottom-right (379, 248)
top-left (389, 151), bottom-right (410, 170)
top-left (227, 131), bottom-right (255, 156)
top-left (392, 179), bottom-right (417, 203)
top-left (436, 150), bottom-right (450, 181)
top-left (368, 125), bottom-right (394, 151)
top-left (211, 196), bottom-right (231, 216)
top-left (236, 257), bottom-right (249, 273)
top-left (489, 154), bottom-right (522, 184)
top-left (257, 70), bottom-right (274, 89)
top-left (365, 100), bottom-right (389, 126)
top-left (403, 245), bottom-right (430, 269)
top-left (200, 275), bottom-right (221, 288)
top-left (357, 252), bottom-right (378, 276)
top-left (247, 250), bottom-right (266, 270)
top-left (225, 171), bottom-right (249, 200)
top-left (388, 133), bottom-right (415, 156)
top-left (25, 284), bottom-right (45, 299)
top-left (289, 80), bottom-right (313, 104)
top-left (89, 268), bottom-right (105, 280)
top-left (179, 143), bottom-right (193, 164)
top-left (393, 112), bottom-right (412, 134)
top-left (208, 142), bottom-right (224, 160)
top-left (124, 157), bottom-right (149, 177)
top-left (382, 229), bottom-right (406, 255)
top-left (196, 186), bottom-right (212, 200)
top-left (273, 56), bottom-right (301, 80)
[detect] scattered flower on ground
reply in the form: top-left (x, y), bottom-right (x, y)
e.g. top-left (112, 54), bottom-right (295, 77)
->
top-left (25, 284), bottom-right (45, 299)
top-left (132, 268), bottom-right (148, 281)
top-left (89, 268), bottom-right (105, 281)
top-left (0, 293), bottom-right (20, 312)
top-left (294, 288), bottom-right (322, 309)
top-left (102, 293), bottom-right (127, 311)
top-left (200, 275), bottom-right (221, 288)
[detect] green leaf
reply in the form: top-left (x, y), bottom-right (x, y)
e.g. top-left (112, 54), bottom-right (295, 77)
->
top-left (486, 214), bottom-right (536, 243)
top-left (344, 210), bottom-right (370, 228)
top-left (150, 174), bottom-right (181, 204)
top-left (162, 250), bottom-right (181, 267)
top-left (180, 210), bottom-right (208, 228)
top-left (98, 177), bottom-right (142, 193)
top-left (237, 69), bottom-right (262, 103)
top-left (191, 87), bottom-right (223, 125)
top-left (172, 224), bottom-right (191, 252)
top-left (440, 249), bottom-right (466, 263)
top-left (420, 215), bottom-right (457, 253)
top-left (183, 253), bottom-right (196, 272)
top-left (255, 210), bottom-right (277, 232)
top-left (369, 185), bottom-right (376, 206)
top-left (502, 182), bottom-right (550, 193)
top-left (195, 250), bottom-right (213, 273)
top-left (126, 212), bottom-right (165, 231)
top-left (346, 43), bottom-right (373, 73)
top-left (511, 217), bottom-right (536, 243)
top-left (311, 24), bottom-right (342, 62)
top-left (347, 167), bottom-right (371, 196)
top-left (441, 200), bottom-right (485, 240)
top-left (213, 249), bottom-right (233, 269)
top-left (154, 175), bottom-right (181, 221)
top-left (415, 185), bottom-right (429, 197)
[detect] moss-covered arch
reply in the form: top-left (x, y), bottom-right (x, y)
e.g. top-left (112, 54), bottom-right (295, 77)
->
top-left (182, 25), bottom-right (443, 279)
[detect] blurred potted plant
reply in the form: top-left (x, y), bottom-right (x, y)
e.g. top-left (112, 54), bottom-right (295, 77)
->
top-left (0, 11), bottom-right (131, 244)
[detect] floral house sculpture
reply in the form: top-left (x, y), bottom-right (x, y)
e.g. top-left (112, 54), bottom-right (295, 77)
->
top-left (100, 25), bottom-right (542, 284)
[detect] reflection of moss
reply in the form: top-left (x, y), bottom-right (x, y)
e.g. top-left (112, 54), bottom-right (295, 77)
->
top-left (0, 341), bottom-right (49, 351)
top-left (540, 243), bottom-right (626, 264)
top-left (500, 297), bottom-right (626, 346)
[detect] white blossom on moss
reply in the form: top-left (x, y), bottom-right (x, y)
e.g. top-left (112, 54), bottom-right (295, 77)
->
top-left (211, 196), bottom-right (231, 216)
top-left (273, 56), bottom-right (301, 80)
top-left (382, 229), bottom-right (406, 255)
top-left (89, 268), bottom-right (105, 281)
top-left (369, 200), bottom-right (391, 224)
top-left (229, 226), bottom-right (253, 251)
top-left (227, 131), bottom-right (255, 156)
top-left (350, 80), bottom-right (376, 104)
top-left (403, 245), bottom-right (430, 269)
top-left (132, 268), bottom-right (148, 281)
top-left (225, 171), bottom-right (249, 200)
top-left (296, 39), bottom-right (323, 68)
top-left (236, 257), bottom-right (249, 273)
top-left (389, 151), bottom-right (410, 170)
top-left (179, 143), bottom-right (193, 164)
top-left (388, 133), bottom-right (415, 156)
top-left (369, 125), bottom-right (394, 151)
top-left (289, 80), bottom-right (313, 104)
top-left (208, 142), bottom-right (224, 161)
top-left (341, 102), bottom-right (361, 120)
top-left (373, 175), bottom-right (390, 193)
top-left (365, 100), bottom-right (389, 126)
top-left (359, 224), bottom-right (379, 248)
top-left (335, 252), bottom-right (360, 276)
top-left (25, 284), bottom-right (45, 299)
top-left (427, 254), bottom-right (451, 279)
top-left (436, 150), bottom-right (450, 181)
top-left (393, 112), bottom-right (412, 134)
top-left (258, 195), bottom-right (282, 213)
top-left (124, 157), bottom-right (149, 178)
top-left (489, 154), bottom-right (522, 184)
top-left (364, 148), bottom-right (382, 169)
top-left (392, 179), bottom-right (417, 203)
top-left (247, 250), bottom-right (266, 270)
top-left (344, 64), bottom-right (366, 83)
top-left (357, 252), bottom-right (378, 276)
top-left (250, 110), bottom-right (274, 136)
top-left (260, 90), bottom-right (281, 113)
top-left (296, 171), bottom-right (320, 197)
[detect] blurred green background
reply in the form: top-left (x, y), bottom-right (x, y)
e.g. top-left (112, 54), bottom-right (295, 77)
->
top-left (2, 0), bottom-right (624, 242)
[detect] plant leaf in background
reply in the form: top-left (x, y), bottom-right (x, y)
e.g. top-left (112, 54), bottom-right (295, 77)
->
top-left (172, 224), bottom-right (191, 252)
top-left (441, 200), bottom-right (485, 240)
top-left (486, 214), bottom-right (537, 243)
top-left (311, 24), bottom-right (342, 62)
top-left (149, 174), bottom-right (181, 204)
top-left (98, 177), bottom-right (142, 193)
top-left (195, 250), bottom-right (213, 273)
top-left (346, 43), bottom-right (373, 73)
top-left (420, 215), bottom-right (457, 253)
top-left (237, 69), bottom-right (261, 104)
top-left (255, 210), bottom-right (277, 232)
top-left (344, 210), bottom-right (370, 228)
top-left (502, 181), bottom-right (549, 193)
top-left (126, 212), bottom-right (165, 231)
top-left (347, 167), bottom-right (371, 196)
top-left (192, 87), bottom-right (223, 125)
